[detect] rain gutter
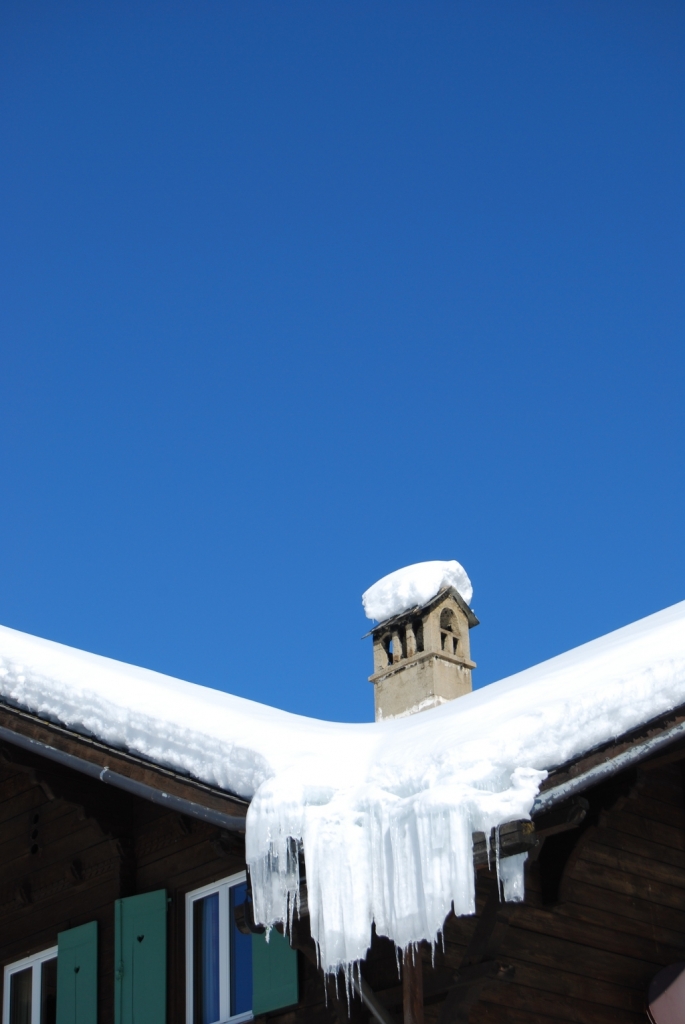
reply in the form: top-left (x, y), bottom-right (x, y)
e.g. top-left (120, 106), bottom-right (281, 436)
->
top-left (532, 718), bottom-right (685, 814)
top-left (0, 723), bottom-right (247, 832)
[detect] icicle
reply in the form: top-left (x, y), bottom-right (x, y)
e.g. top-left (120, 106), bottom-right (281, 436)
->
top-left (247, 744), bottom-right (546, 976)
top-left (494, 824), bottom-right (502, 900)
top-left (499, 852), bottom-right (527, 902)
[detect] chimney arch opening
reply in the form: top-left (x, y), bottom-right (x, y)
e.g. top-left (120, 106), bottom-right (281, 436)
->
top-left (440, 608), bottom-right (459, 654)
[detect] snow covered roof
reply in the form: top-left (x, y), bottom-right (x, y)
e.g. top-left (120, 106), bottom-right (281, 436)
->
top-left (1, 599), bottom-right (684, 974)
top-left (362, 560), bottom-right (473, 622)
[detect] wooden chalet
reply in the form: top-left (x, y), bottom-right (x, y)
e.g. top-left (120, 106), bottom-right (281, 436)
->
top-left (2, 598), bottom-right (685, 1024)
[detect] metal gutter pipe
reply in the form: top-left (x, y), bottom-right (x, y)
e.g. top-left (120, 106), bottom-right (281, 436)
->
top-left (0, 724), bottom-right (247, 832)
top-left (532, 718), bottom-right (685, 814)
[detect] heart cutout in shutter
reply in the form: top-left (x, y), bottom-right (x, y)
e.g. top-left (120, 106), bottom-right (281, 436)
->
top-left (137, 935), bottom-right (144, 942)
top-left (74, 967), bottom-right (80, 974)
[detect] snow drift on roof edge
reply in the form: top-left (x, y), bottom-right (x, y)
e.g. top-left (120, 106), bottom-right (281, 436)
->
top-left (248, 601), bottom-right (685, 970)
top-left (0, 601), bottom-right (684, 974)
top-left (362, 560), bottom-right (473, 621)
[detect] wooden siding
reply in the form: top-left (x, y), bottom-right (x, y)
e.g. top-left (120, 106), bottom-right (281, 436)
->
top-left (0, 742), bottom-right (331, 1024)
top-left (2, 736), bottom-right (684, 1024)
top-left (441, 763), bottom-right (684, 1024)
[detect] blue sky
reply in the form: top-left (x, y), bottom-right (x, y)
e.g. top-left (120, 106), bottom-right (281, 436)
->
top-left (0, 1), bottom-right (682, 722)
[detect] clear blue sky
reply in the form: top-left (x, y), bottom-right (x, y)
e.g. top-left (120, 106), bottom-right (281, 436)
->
top-left (0, 1), bottom-right (682, 722)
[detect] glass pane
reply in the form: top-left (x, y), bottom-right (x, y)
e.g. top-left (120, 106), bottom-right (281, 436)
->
top-left (9, 967), bottom-right (32, 1024)
top-left (230, 882), bottom-right (252, 1017)
top-left (193, 893), bottom-right (220, 1024)
top-left (40, 958), bottom-right (57, 1024)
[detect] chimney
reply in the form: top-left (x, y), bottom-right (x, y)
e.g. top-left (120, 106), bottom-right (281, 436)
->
top-left (363, 562), bottom-right (479, 721)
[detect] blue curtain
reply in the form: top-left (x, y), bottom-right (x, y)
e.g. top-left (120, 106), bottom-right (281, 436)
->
top-left (193, 894), bottom-right (220, 1024)
top-left (229, 883), bottom-right (253, 1017)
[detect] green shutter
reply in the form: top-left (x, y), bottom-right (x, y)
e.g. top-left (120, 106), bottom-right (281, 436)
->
top-left (251, 930), bottom-right (298, 1016)
top-left (56, 921), bottom-right (98, 1024)
top-left (114, 889), bottom-right (167, 1024)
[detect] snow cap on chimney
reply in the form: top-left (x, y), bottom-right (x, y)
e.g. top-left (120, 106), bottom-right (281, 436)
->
top-left (362, 559), bottom-right (473, 623)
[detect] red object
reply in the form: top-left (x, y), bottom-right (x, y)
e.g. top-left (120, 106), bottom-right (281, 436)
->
top-left (647, 963), bottom-right (685, 1023)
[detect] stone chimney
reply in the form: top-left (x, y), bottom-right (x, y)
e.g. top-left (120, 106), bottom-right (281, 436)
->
top-left (368, 587), bottom-right (479, 721)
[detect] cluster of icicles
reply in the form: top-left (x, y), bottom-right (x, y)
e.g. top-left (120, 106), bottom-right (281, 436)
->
top-left (246, 762), bottom-right (544, 979)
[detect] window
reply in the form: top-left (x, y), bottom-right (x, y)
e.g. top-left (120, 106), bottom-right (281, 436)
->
top-left (2, 948), bottom-right (57, 1024)
top-left (186, 873), bottom-right (253, 1024)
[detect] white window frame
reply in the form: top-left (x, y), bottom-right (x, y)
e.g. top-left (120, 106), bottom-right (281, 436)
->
top-left (2, 946), bottom-right (58, 1024)
top-left (185, 871), bottom-right (253, 1024)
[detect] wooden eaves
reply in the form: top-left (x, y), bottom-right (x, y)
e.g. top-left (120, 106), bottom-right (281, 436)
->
top-left (534, 699), bottom-right (685, 811)
top-left (0, 700), bottom-right (248, 832)
top-left (491, 701), bottom-right (685, 862)
top-left (3, 692), bottom-right (684, 857)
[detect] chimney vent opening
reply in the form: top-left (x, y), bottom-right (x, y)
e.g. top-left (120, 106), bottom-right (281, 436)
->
top-left (439, 608), bottom-right (456, 632)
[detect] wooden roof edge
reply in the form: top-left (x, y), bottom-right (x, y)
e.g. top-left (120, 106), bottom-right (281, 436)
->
top-left (4, 693), bottom-right (683, 844)
top-left (533, 702), bottom-right (685, 815)
top-left (361, 587), bottom-right (479, 638)
top-left (0, 700), bottom-right (248, 831)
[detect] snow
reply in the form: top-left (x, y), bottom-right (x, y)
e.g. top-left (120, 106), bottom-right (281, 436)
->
top-left (362, 560), bottom-right (473, 622)
top-left (0, 600), bottom-right (684, 976)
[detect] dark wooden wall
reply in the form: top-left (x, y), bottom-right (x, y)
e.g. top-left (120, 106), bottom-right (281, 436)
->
top-left (0, 743), bottom-right (329, 1024)
top-left (419, 762), bottom-right (685, 1024)
top-left (2, 741), bottom-right (683, 1024)
top-left (0, 755), bottom-right (118, 1019)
